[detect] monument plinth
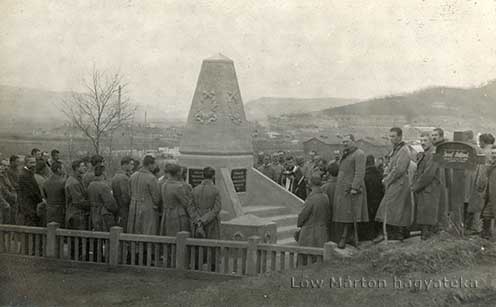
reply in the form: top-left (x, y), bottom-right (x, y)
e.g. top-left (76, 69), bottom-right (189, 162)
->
top-left (179, 54), bottom-right (253, 218)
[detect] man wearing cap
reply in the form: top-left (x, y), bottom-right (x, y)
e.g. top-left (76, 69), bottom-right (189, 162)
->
top-left (190, 167), bottom-right (221, 239)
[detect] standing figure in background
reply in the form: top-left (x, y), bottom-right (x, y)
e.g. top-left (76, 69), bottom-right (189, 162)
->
top-left (43, 161), bottom-right (66, 227)
top-left (271, 153), bottom-right (283, 185)
top-left (257, 155), bottom-right (276, 181)
top-left (82, 154), bottom-right (105, 189)
top-left (411, 132), bottom-right (441, 240)
top-left (375, 127), bottom-right (413, 242)
top-left (34, 159), bottom-right (48, 225)
top-left (190, 167), bottom-right (221, 239)
top-left (0, 160), bottom-right (15, 224)
top-left (111, 157), bottom-right (133, 232)
top-left (128, 155), bottom-right (160, 235)
top-left (333, 134), bottom-right (368, 249)
top-left (65, 160), bottom-right (90, 230)
top-left (159, 163), bottom-right (192, 236)
top-left (7, 155), bottom-right (20, 224)
top-left (17, 156), bottom-right (42, 226)
top-left (88, 164), bottom-right (118, 231)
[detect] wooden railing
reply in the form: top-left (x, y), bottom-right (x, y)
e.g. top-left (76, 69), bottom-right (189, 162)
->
top-left (0, 223), bottom-right (332, 276)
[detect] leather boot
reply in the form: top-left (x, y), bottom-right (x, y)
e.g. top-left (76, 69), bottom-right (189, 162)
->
top-left (338, 224), bottom-right (349, 249)
top-left (481, 218), bottom-right (493, 240)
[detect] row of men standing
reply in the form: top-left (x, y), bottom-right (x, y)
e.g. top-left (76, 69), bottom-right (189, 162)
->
top-left (296, 127), bottom-right (496, 249)
top-left (1, 152), bottom-right (222, 240)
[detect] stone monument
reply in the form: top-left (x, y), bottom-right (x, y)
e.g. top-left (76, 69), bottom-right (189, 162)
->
top-left (179, 54), bottom-right (304, 244)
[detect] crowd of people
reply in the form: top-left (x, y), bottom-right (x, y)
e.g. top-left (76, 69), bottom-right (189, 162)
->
top-left (0, 149), bottom-right (222, 241)
top-left (257, 127), bottom-right (496, 249)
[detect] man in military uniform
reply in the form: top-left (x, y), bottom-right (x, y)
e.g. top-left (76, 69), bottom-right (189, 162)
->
top-left (43, 161), bottom-right (66, 227)
top-left (65, 160), bottom-right (90, 230)
top-left (191, 167), bottom-right (221, 239)
top-left (88, 165), bottom-right (118, 232)
top-left (111, 157), bottom-right (134, 231)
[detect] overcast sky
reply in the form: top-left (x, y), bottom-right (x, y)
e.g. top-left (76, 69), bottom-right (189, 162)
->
top-left (1, 0), bottom-right (496, 118)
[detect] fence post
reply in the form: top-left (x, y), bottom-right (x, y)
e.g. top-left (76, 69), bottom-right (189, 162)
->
top-left (323, 241), bottom-right (334, 262)
top-left (46, 222), bottom-right (59, 258)
top-left (246, 236), bottom-right (261, 276)
top-left (109, 226), bottom-right (123, 265)
top-left (175, 231), bottom-right (190, 271)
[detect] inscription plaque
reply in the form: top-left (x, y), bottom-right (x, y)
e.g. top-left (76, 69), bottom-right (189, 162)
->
top-left (231, 168), bottom-right (247, 192)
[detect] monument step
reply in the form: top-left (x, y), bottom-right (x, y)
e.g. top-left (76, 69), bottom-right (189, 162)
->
top-left (243, 206), bottom-right (288, 218)
top-left (261, 214), bottom-right (298, 227)
top-left (277, 225), bottom-right (299, 240)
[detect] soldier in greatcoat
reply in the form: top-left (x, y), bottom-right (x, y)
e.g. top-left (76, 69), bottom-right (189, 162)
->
top-left (127, 155), bottom-right (161, 235)
top-left (88, 165), bottom-right (118, 232)
top-left (190, 167), bottom-right (221, 239)
top-left (65, 160), bottom-right (90, 230)
top-left (297, 176), bottom-right (330, 248)
top-left (159, 163), bottom-right (193, 236)
top-left (111, 157), bottom-right (134, 231)
top-left (17, 156), bottom-right (42, 226)
top-left (375, 127), bottom-right (413, 242)
top-left (0, 160), bottom-right (15, 224)
top-left (481, 145), bottom-right (496, 240)
top-left (411, 132), bottom-right (441, 240)
top-left (43, 161), bottom-right (66, 227)
top-left (333, 134), bottom-right (368, 249)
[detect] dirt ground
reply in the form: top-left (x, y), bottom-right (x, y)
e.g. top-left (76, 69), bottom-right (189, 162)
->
top-left (1, 236), bottom-right (496, 307)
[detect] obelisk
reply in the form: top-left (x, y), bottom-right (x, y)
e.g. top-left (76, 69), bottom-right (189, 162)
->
top-left (179, 54), bottom-right (253, 217)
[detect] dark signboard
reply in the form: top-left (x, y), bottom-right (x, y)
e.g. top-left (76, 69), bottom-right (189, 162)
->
top-left (231, 168), bottom-right (247, 192)
top-left (188, 168), bottom-right (204, 188)
top-left (434, 141), bottom-right (483, 170)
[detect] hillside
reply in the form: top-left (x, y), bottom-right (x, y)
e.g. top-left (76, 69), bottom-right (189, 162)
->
top-left (245, 97), bottom-right (357, 122)
top-left (322, 80), bottom-right (496, 120)
top-left (0, 85), bottom-right (69, 131)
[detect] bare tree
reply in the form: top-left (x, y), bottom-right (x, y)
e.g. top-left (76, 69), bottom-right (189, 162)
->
top-left (62, 68), bottom-right (136, 155)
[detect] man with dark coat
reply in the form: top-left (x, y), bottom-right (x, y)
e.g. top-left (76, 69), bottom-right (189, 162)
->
top-left (17, 156), bottom-right (42, 226)
top-left (281, 156), bottom-right (307, 200)
top-left (88, 165), bottom-right (118, 232)
top-left (411, 132), bottom-right (441, 240)
top-left (128, 155), bottom-right (160, 235)
top-left (297, 176), bottom-right (330, 248)
top-left (481, 145), bottom-right (496, 240)
top-left (359, 154), bottom-right (385, 241)
top-left (159, 163), bottom-right (193, 236)
top-left (432, 127), bottom-right (449, 231)
top-left (321, 163), bottom-right (339, 239)
top-left (271, 154), bottom-right (284, 185)
top-left (42, 161), bottom-right (66, 227)
top-left (111, 157), bottom-right (134, 231)
top-left (333, 134), bottom-right (368, 249)
top-left (375, 127), bottom-right (413, 242)
top-left (65, 160), bottom-right (90, 230)
top-left (190, 167), bottom-right (221, 239)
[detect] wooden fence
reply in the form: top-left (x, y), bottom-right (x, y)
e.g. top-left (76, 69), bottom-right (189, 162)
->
top-left (0, 223), bottom-right (332, 276)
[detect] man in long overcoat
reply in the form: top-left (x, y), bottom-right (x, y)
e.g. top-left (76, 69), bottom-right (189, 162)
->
top-left (17, 156), bottom-right (42, 226)
top-left (88, 165), bottom-right (118, 232)
top-left (375, 127), bottom-right (413, 242)
top-left (432, 127), bottom-right (449, 231)
top-left (359, 155), bottom-right (385, 241)
top-left (159, 163), bottom-right (193, 236)
top-left (297, 176), bottom-right (330, 248)
top-left (191, 167), bottom-right (221, 239)
top-left (65, 160), bottom-right (90, 230)
top-left (43, 161), bottom-right (66, 227)
top-left (111, 157), bottom-right (134, 231)
top-left (333, 134), bottom-right (368, 249)
top-left (127, 155), bottom-right (161, 235)
top-left (411, 132), bottom-right (441, 240)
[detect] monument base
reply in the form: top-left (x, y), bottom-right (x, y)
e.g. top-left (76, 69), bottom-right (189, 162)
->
top-left (221, 214), bottom-right (277, 243)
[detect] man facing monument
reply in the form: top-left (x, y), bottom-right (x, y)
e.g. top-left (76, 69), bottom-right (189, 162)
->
top-left (191, 167), bottom-right (222, 239)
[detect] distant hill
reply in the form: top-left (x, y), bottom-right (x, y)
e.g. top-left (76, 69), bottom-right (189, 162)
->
top-left (245, 97), bottom-right (358, 122)
top-left (0, 85), bottom-right (69, 131)
top-left (321, 80), bottom-right (496, 120)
